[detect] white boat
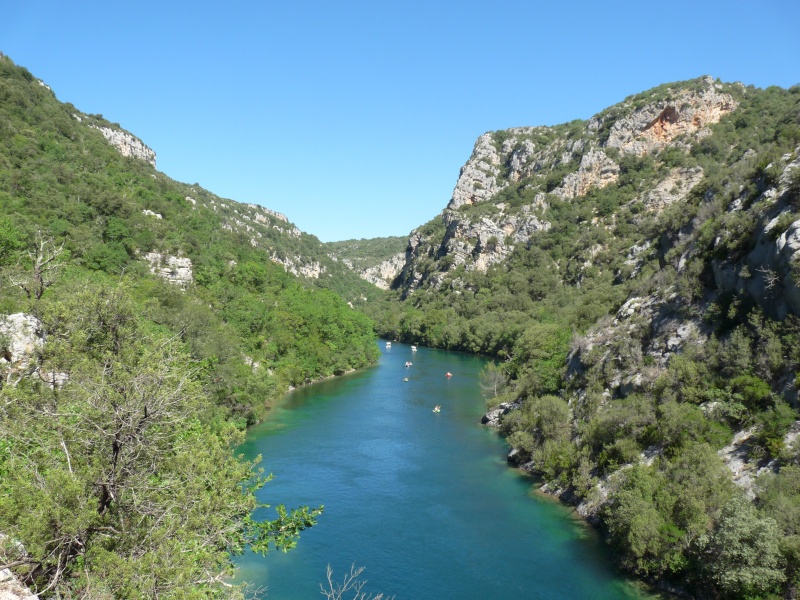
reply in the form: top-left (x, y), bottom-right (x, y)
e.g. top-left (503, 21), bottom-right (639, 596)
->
top-left (386, 341), bottom-right (391, 348)
top-left (411, 345), bottom-right (417, 351)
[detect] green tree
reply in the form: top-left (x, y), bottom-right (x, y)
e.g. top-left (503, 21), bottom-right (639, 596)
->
top-left (479, 361), bottom-right (508, 401)
top-left (0, 216), bottom-right (23, 266)
top-left (698, 495), bottom-right (785, 599)
top-left (0, 282), bottom-right (321, 597)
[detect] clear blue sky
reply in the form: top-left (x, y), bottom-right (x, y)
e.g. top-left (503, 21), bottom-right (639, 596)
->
top-left (3, 1), bottom-right (799, 242)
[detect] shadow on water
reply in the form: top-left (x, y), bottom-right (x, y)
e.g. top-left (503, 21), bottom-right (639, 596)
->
top-left (234, 341), bottom-right (660, 599)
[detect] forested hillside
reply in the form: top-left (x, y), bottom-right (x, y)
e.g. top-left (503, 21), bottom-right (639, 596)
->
top-left (369, 77), bottom-right (800, 598)
top-left (0, 54), bottom-right (381, 419)
top-left (0, 54), bottom-right (379, 597)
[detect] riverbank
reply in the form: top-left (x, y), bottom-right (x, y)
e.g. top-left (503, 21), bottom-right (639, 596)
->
top-left (482, 405), bottom-right (684, 599)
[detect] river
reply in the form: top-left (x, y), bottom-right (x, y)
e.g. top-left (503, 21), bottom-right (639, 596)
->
top-left (233, 341), bottom-right (654, 599)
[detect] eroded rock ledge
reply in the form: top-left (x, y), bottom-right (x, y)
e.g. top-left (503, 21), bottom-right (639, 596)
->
top-left (91, 125), bottom-right (156, 167)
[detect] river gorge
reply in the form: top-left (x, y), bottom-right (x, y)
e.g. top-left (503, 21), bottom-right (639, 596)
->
top-left (234, 341), bottom-right (654, 599)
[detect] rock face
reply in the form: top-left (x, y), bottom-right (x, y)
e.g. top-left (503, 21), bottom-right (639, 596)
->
top-left (143, 253), bottom-right (194, 288)
top-left (481, 401), bottom-right (521, 427)
top-left (710, 148), bottom-right (800, 319)
top-left (360, 252), bottom-right (406, 290)
top-left (444, 207), bottom-right (551, 274)
top-left (0, 568), bottom-right (38, 600)
top-left (640, 166), bottom-right (704, 211)
top-left (552, 149), bottom-right (619, 200)
top-left (601, 78), bottom-right (738, 156)
top-left (567, 293), bottom-right (707, 399)
top-left (0, 314), bottom-right (43, 383)
top-left (0, 314), bottom-right (67, 389)
top-left (448, 132), bottom-right (505, 209)
top-left (395, 77), bottom-right (736, 294)
top-left (270, 254), bottom-right (323, 279)
top-left (247, 204), bottom-right (289, 223)
top-left (92, 125), bottom-right (156, 167)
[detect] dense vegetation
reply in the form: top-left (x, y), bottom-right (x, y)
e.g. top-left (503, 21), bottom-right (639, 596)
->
top-left (323, 235), bottom-right (408, 271)
top-left (0, 55), bottom-right (380, 597)
top-left (4, 50), bottom-right (800, 599)
top-left (368, 79), bottom-right (800, 598)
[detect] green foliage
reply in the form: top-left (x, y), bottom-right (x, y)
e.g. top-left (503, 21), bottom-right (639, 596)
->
top-left (0, 216), bottom-right (23, 265)
top-left (758, 465), bottom-right (800, 590)
top-left (0, 281), bottom-right (323, 597)
top-left (510, 323), bottom-right (572, 395)
top-left (729, 374), bottom-right (773, 411)
top-left (603, 465), bottom-right (678, 576)
top-left (0, 55), bottom-right (388, 596)
top-left (698, 496), bottom-right (785, 599)
top-left (479, 361), bottom-right (509, 401)
top-left (788, 166), bottom-right (800, 203)
top-left (604, 444), bottom-right (735, 579)
top-left (323, 236), bottom-right (408, 271)
top-left (756, 403), bottom-right (798, 458)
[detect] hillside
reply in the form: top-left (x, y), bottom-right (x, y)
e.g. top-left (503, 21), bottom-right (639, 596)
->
top-left (0, 54), bottom-right (381, 597)
top-left (368, 76), bottom-right (800, 597)
top-left (0, 54), bottom-right (383, 304)
top-left (0, 52), bottom-right (383, 409)
top-left (323, 235), bottom-right (407, 289)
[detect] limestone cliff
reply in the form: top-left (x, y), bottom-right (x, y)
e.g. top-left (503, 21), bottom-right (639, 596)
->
top-left (359, 252), bottom-right (405, 290)
top-left (394, 77), bottom-right (740, 294)
top-left (90, 124), bottom-right (157, 167)
top-left (600, 80), bottom-right (738, 156)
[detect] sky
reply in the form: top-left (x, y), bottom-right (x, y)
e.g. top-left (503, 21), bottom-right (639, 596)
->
top-left (2, 1), bottom-right (799, 242)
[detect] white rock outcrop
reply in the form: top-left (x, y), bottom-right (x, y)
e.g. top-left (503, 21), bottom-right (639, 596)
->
top-left (360, 253), bottom-right (405, 290)
top-left (639, 166), bottom-right (704, 212)
top-left (448, 133), bottom-right (504, 209)
top-left (0, 314), bottom-right (43, 381)
top-left (91, 126), bottom-right (156, 167)
top-left (0, 314), bottom-right (67, 389)
top-left (0, 568), bottom-right (38, 600)
top-left (143, 253), bottom-right (193, 288)
top-left (270, 254), bottom-right (324, 279)
top-left (440, 209), bottom-right (551, 273)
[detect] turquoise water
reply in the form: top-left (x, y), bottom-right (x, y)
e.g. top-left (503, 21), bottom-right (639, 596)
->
top-left (234, 341), bottom-right (653, 599)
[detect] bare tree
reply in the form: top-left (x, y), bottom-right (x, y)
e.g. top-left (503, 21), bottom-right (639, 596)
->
top-left (9, 230), bottom-right (64, 300)
top-left (320, 564), bottom-right (393, 600)
top-left (756, 266), bottom-right (782, 292)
